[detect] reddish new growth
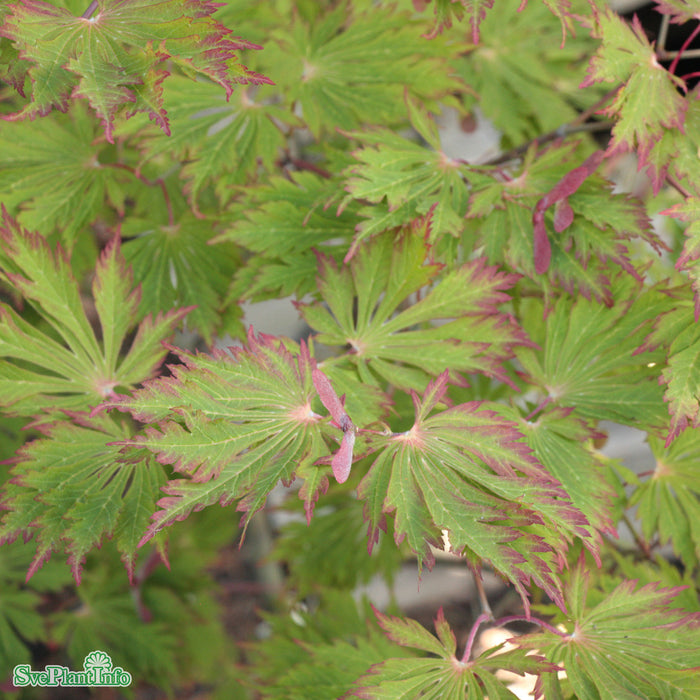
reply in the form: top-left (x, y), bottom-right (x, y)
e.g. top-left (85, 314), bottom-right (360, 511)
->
top-left (532, 151), bottom-right (605, 274)
top-left (312, 368), bottom-right (356, 483)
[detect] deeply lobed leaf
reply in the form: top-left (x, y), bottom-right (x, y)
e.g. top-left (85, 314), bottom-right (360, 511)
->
top-left (105, 330), bottom-right (339, 540)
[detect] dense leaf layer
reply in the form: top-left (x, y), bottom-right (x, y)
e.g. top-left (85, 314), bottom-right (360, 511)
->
top-left (1, 0), bottom-right (269, 141)
top-left (358, 373), bottom-right (591, 608)
top-left (0, 213), bottom-right (189, 418)
top-left (106, 331), bottom-right (338, 540)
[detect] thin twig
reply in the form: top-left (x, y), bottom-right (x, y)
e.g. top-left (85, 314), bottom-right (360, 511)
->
top-left (622, 512), bottom-right (652, 559)
top-left (473, 568), bottom-right (493, 617)
top-left (483, 86), bottom-right (620, 166)
top-left (657, 14), bottom-right (670, 55)
top-left (667, 173), bottom-right (692, 199)
top-left (669, 23), bottom-right (700, 75)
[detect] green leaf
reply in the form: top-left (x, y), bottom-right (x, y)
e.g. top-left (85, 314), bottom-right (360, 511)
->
top-left (106, 332), bottom-right (336, 540)
top-left (518, 564), bottom-right (700, 700)
top-left (130, 75), bottom-right (299, 214)
top-left (640, 298), bottom-right (700, 442)
top-left (0, 107), bottom-right (117, 243)
top-left (2, 0), bottom-right (269, 142)
top-left (121, 211), bottom-right (240, 343)
top-left (631, 428), bottom-right (700, 567)
top-left (665, 197), bottom-right (700, 319)
top-left (0, 215), bottom-right (190, 418)
top-left (0, 414), bottom-right (167, 582)
top-left (341, 129), bottom-right (471, 253)
top-left (512, 406), bottom-right (618, 538)
top-left (581, 8), bottom-right (687, 190)
top-left (457, 0), bottom-right (597, 145)
top-left (517, 282), bottom-right (670, 428)
top-left (219, 171), bottom-right (362, 301)
top-left (299, 232), bottom-right (530, 393)
top-left (264, 2), bottom-right (459, 137)
top-left (468, 142), bottom-right (660, 303)
top-left (358, 373), bottom-right (589, 608)
top-left (355, 607), bottom-right (555, 699)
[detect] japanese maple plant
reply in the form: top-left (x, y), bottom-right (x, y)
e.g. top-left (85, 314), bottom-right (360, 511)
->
top-left (1, 0), bottom-right (699, 697)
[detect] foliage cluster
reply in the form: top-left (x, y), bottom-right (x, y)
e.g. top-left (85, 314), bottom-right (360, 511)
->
top-left (1, 0), bottom-right (700, 697)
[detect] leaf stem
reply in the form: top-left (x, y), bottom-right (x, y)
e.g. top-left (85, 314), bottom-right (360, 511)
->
top-left (669, 23), bottom-right (700, 75)
top-left (621, 512), bottom-right (652, 559)
top-left (461, 611), bottom-right (491, 662)
top-left (81, 0), bottom-right (99, 19)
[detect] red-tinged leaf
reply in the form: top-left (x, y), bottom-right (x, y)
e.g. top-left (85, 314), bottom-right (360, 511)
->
top-left (0, 414), bottom-right (166, 584)
top-left (517, 562), bottom-right (700, 699)
top-left (581, 9), bottom-right (687, 191)
top-left (532, 151), bottom-right (605, 274)
top-left (1, 0), bottom-right (269, 142)
top-left (0, 212), bottom-right (188, 419)
top-left (355, 606), bottom-right (556, 699)
top-left (358, 373), bottom-right (585, 610)
top-left (299, 233), bottom-right (531, 394)
top-left (105, 332), bottom-right (337, 542)
top-left (664, 197), bottom-right (700, 320)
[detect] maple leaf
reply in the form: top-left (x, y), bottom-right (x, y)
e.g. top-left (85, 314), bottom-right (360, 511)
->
top-left (516, 279), bottom-right (670, 429)
top-left (104, 331), bottom-right (341, 540)
top-left (0, 105), bottom-right (120, 243)
top-left (120, 211), bottom-right (241, 344)
top-left (638, 297), bottom-right (700, 442)
top-left (353, 607), bottom-right (556, 699)
top-left (631, 429), bottom-right (700, 567)
top-left (127, 75), bottom-right (298, 214)
top-left (263, 3), bottom-right (459, 137)
top-left (0, 212), bottom-right (190, 418)
top-left (340, 128), bottom-right (471, 255)
top-left (1, 0), bottom-right (270, 142)
top-left (517, 562), bottom-right (700, 699)
top-left (0, 413), bottom-right (167, 583)
top-left (455, 0), bottom-right (595, 145)
top-left (510, 406), bottom-right (618, 539)
top-left (581, 7), bottom-right (687, 190)
top-left (656, 0), bottom-right (700, 24)
top-left (358, 372), bottom-right (589, 608)
top-left (298, 231), bottom-right (531, 393)
top-left (665, 197), bottom-right (700, 319)
top-left (218, 171), bottom-right (362, 302)
top-left (468, 142), bottom-right (660, 304)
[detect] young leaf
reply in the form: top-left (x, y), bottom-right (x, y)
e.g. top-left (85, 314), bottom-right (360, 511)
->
top-left (130, 75), bottom-right (298, 214)
top-left (299, 232), bottom-right (531, 393)
top-left (358, 373), bottom-right (589, 608)
top-left (1, 0), bottom-right (270, 142)
top-left (0, 214), bottom-right (189, 418)
top-left (631, 428), bottom-right (700, 567)
top-left (518, 564), bottom-right (700, 699)
top-left (353, 607), bottom-right (556, 699)
top-left (665, 197), bottom-right (700, 319)
top-left (581, 7), bottom-right (687, 190)
top-left (105, 331), bottom-right (337, 541)
top-left (219, 171), bottom-right (362, 301)
top-left (0, 414), bottom-right (167, 583)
